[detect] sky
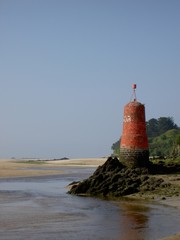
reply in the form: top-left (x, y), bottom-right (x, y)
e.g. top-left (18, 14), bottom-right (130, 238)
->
top-left (0, 0), bottom-right (179, 159)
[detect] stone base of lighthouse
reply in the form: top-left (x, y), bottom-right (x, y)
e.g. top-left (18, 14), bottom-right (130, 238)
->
top-left (120, 148), bottom-right (149, 168)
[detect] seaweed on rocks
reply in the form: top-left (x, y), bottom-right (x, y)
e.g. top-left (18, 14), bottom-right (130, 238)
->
top-left (68, 157), bottom-right (180, 198)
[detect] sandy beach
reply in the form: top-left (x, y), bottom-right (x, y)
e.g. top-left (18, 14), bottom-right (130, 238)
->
top-left (0, 158), bottom-right (107, 178)
top-left (0, 158), bottom-right (179, 240)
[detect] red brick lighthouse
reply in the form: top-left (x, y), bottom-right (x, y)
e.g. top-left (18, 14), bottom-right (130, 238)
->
top-left (119, 84), bottom-right (149, 167)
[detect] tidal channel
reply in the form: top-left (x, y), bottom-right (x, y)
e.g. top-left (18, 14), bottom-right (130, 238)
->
top-left (0, 167), bottom-right (179, 240)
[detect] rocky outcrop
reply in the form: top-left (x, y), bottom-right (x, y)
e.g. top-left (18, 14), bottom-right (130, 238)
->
top-left (68, 157), bottom-right (180, 197)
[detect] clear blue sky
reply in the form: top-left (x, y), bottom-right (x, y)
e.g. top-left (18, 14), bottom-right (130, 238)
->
top-left (0, 0), bottom-right (179, 159)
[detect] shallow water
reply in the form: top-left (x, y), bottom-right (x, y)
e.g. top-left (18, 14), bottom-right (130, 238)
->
top-left (0, 167), bottom-right (179, 240)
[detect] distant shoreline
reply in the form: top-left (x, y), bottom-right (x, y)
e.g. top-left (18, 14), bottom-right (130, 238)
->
top-left (0, 158), bottom-right (107, 178)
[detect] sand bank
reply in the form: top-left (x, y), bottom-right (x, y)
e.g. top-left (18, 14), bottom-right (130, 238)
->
top-left (0, 158), bottom-right (107, 178)
top-left (46, 158), bottom-right (107, 167)
top-left (160, 233), bottom-right (180, 240)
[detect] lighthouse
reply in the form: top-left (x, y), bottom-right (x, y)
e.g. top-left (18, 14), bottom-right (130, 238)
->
top-left (119, 84), bottom-right (149, 167)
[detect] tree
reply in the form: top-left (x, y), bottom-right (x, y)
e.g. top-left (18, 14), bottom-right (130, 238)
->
top-left (146, 118), bottom-right (158, 137)
top-left (111, 140), bottom-right (120, 151)
top-left (111, 139), bottom-right (120, 156)
top-left (146, 117), bottom-right (178, 137)
top-left (158, 117), bottom-right (178, 135)
top-left (171, 135), bottom-right (180, 159)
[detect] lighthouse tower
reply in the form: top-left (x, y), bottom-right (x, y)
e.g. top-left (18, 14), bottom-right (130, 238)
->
top-left (119, 84), bottom-right (149, 167)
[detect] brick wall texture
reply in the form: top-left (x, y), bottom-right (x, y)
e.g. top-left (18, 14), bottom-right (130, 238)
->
top-left (120, 101), bottom-right (149, 167)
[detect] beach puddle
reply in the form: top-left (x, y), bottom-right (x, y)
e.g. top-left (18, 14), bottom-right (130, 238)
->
top-left (0, 167), bottom-right (179, 240)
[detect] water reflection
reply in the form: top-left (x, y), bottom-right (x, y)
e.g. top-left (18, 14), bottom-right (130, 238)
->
top-left (116, 200), bottom-right (149, 240)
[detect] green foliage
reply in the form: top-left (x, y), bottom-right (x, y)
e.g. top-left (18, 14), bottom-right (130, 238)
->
top-left (146, 117), bottom-right (178, 137)
top-left (16, 160), bottom-right (46, 164)
top-left (111, 140), bottom-right (120, 151)
top-left (151, 157), bottom-right (180, 165)
top-left (111, 117), bottom-right (179, 159)
top-left (146, 118), bottom-right (158, 137)
top-left (176, 135), bottom-right (180, 145)
top-left (149, 129), bottom-right (180, 158)
top-left (111, 139), bottom-right (120, 156)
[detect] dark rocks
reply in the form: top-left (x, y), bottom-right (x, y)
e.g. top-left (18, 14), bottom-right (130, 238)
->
top-left (140, 177), bottom-right (164, 191)
top-left (148, 162), bottom-right (180, 174)
top-left (68, 157), bottom-right (180, 198)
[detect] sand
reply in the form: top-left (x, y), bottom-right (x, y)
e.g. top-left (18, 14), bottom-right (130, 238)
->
top-left (0, 158), bottom-right (107, 178)
top-left (160, 234), bottom-right (180, 240)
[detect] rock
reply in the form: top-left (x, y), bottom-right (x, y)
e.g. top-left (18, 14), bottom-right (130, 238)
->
top-left (68, 157), bottom-right (178, 198)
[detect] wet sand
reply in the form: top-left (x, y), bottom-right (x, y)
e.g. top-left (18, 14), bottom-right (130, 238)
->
top-left (0, 158), bottom-right (107, 178)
